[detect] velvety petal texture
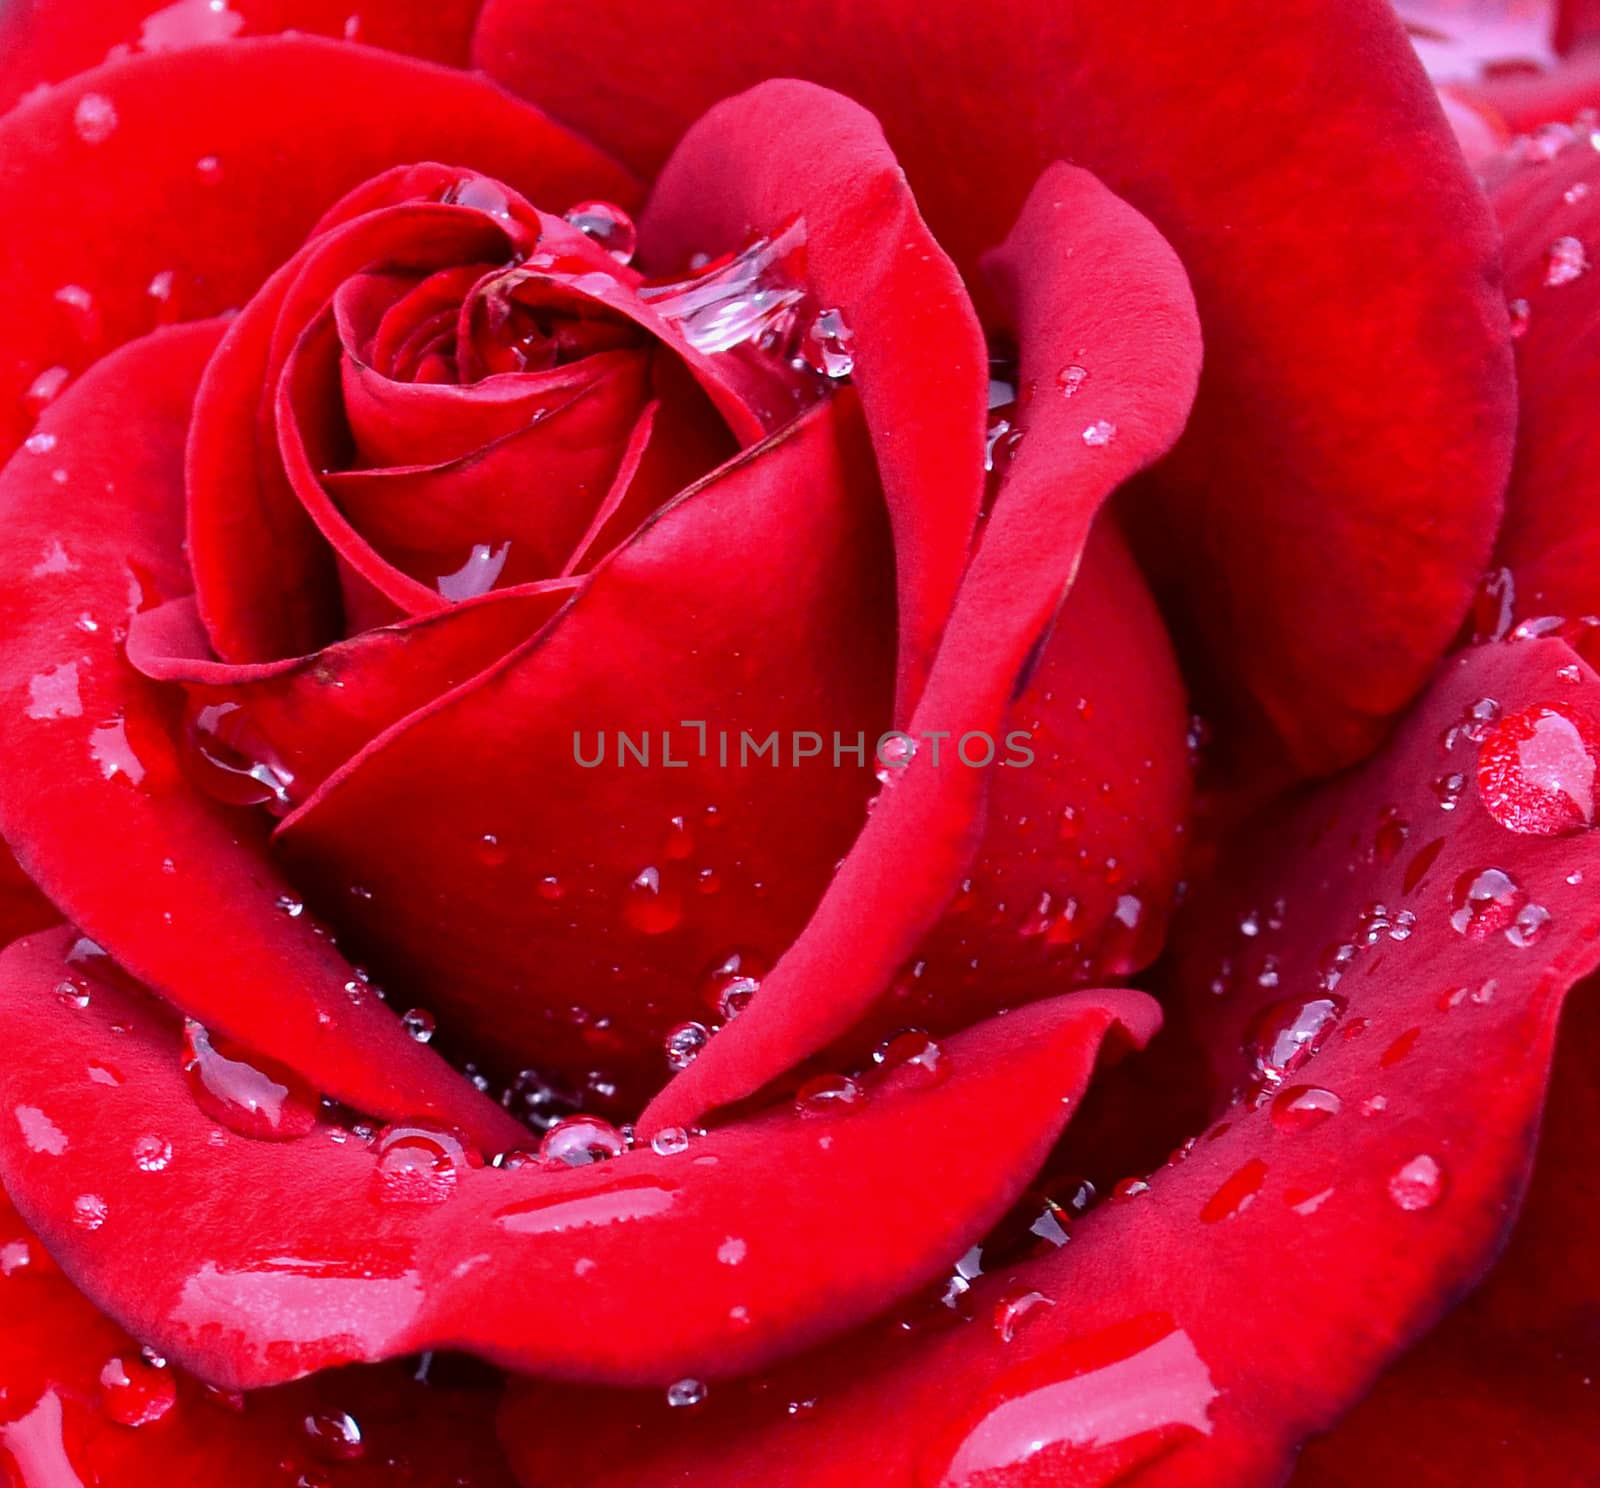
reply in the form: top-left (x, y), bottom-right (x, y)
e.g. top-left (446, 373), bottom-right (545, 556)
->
top-left (0, 324), bottom-right (522, 1152)
top-left (476, 0), bottom-right (1517, 775)
top-left (642, 158), bottom-right (1201, 1132)
top-left (0, 923), bottom-right (1158, 1390)
top-left (500, 636), bottom-right (1600, 1488)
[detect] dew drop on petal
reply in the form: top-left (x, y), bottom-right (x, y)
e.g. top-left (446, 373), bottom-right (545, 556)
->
top-left (992, 1288), bottom-right (1054, 1343)
top-left (1506, 901), bottom-right (1552, 947)
top-left (72, 1193), bottom-right (108, 1231)
top-left (872, 1029), bottom-right (947, 1087)
top-left (98, 1354), bottom-right (176, 1428)
top-left (538, 1115), bottom-right (626, 1168)
top-left (563, 200), bottom-right (638, 263)
top-left (1476, 701), bottom-right (1600, 835)
top-left (666, 1378), bottom-right (707, 1409)
top-left (650, 1126), bottom-right (690, 1156)
top-left (794, 1073), bottom-right (866, 1118)
top-left (1056, 364), bottom-right (1088, 397)
top-left (181, 1021), bottom-right (319, 1141)
top-left (400, 1008), bottom-right (436, 1044)
top-left (1245, 996), bottom-right (1346, 1084)
top-left (664, 1021), bottom-right (710, 1072)
top-left (1387, 1154), bottom-right (1446, 1211)
top-left (1544, 234), bottom-right (1589, 286)
top-left (73, 92), bottom-right (118, 144)
top-left (799, 307), bottom-right (856, 379)
top-left (1081, 419), bottom-right (1117, 447)
top-left (624, 866), bottom-right (682, 934)
top-left (302, 1409), bottom-right (365, 1463)
top-left (1199, 1157), bottom-right (1268, 1223)
top-left (1269, 1084), bottom-right (1342, 1132)
top-left (371, 1122), bottom-right (479, 1206)
top-left (1449, 867), bottom-right (1526, 938)
top-left (131, 1135), bottom-right (172, 1172)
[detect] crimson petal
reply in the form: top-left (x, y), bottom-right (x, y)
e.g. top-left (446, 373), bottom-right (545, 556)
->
top-left (0, 0), bottom-right (488, 112)
top-left (639, 79), bottom-right (987, 721)
top-left (0, 35), bottom-right (636, 462)
top-left (500, 636), bottom-right (1600, 1487)
top-left (273, 392), bottom-right (894, 1097)
top-left (0, 1193), bottom-right (518, 1488)
top-left (475, 0), bottom-right (1515, 774)
top-left (1294, 978), bottom-right (1600, 1486)
top-left (641, 161), bottom-right (1200, 1131)
top-left (0, 324), bottom-right (521, 1152)
top-left (0, 924), bottom-right (1158, 1389)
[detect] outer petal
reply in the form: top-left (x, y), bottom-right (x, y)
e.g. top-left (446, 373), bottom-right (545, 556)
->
top-left (1482, 136), bottom-right (1600, 637)
top-left (642, 162), bottom-right (1200, 1131)
top-left (0, 1191), bottom-right (518, 1488)
top-left (273, 393), bottom-right (894, 1099)
top-left (640, 80), bottom-right (987, 722)
top-left (476, 0), bottom-right (1516, 774)
top-left (0, 925), bottom-right (1158, 1389)
top-left (0, 324), bottom-right (521, 1152)
top-left (1293, 978), bottom-right (1600, 1486)
top-left (0, 0), bottom-right (489, 112)
top-left (501, 637), bottom-right (1600, 1488)
top-left (0, 35), bottom-right (636, 461)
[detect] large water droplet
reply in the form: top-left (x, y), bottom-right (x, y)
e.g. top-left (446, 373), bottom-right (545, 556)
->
top-left (1544, 234), bottom-right (1589, 286)
top-left (1269, 1084), bottom-right (1342, 1132)
top-left (639, 218), bottom-right (807, 354)
top-left (182, 698), bottom-right (295, 813)
top-left (538, 1115), bottom-right (626, 1167)
top-left (1245, 996), bottom-right (1346, 1084)
top-left (664, 1021), bottom-right (710, 1071)
top-left (1477, 701), bottom-right (1600, 835)
top-left (372, 1122), bottom-right (478, 1205)
top-left (302, 1408), bottom-right (365, 1463)
top-left (181, 1021), bottom-right (319, 1141)
top-left (624, 866), bottom-right (682, 934)
top-left (666, 1378), bottom-right (707, 1409)
top-left (73, 92), bottom-right (119, 144)
top-left (1449, 867), bottom-right (1526, 938)
top-left (563, 200), bottom-right (638, 263)
top-left (794, 1073), bottom-right (866, 1117)
top-left (873, 1029), bottom-right (947, 1087)
top-left (799, 307), bottom-right (856, 379)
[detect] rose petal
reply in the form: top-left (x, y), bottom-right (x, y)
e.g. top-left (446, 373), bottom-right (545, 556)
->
top-left (476, 0), bottom-right (1516, 775)
top-left (639, 79), bottom-right (987, 722)
top-left (0, 323), bottom-right (521, 1152)
top-left (0, 0), bottom-right (489, 112)
top-left (126, 583), bottom-right (578, 811)
top-left (0, 1193), bottom-right (518, 1488)
top-left (1482, 137), bottom-right (1600, 641)
top-left (0, 35), bottom-right (637, 461)
top-left (1295, 975), bottom-right (1600, 1486)
top-left (641, 162), bottom-right (1200, 1132)
top-left (274, 392), bottom-right (895, 1098)
top-left (499, 636), bottom-right (1600, 1487)
top-left (0, 924), bottom-right (1158, 1389)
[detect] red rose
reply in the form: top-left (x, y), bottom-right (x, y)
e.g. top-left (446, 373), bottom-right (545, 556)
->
top-left (0, 0), bottom-right (1594, 1483)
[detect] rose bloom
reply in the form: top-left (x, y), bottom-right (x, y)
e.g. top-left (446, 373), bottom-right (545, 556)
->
top-left (1, 0), bottom-right (1599, 1482)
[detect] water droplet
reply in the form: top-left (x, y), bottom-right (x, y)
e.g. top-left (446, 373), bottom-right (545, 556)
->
top-left (23, 365), bottom-right (71, 416)
top-left (1508, 296), bottom-right (1531, 338)
top-left (475, 832), bottom-right (509, 866)
top-left (53, 284), bottom-right (101, 346)
top-left (650, 1125), bottom-right (691, 1156)
top-left (72, 1193), bottom-right (108, 1231)
top-left (1477, 701), bottom-right (1600, 835)
top-left (73, 92), bottom-right (118, 144)
top-left (794, 1073), bottom-right (866, 1117)
top-left (132, 1135), bottom-right (171, 1172)
top-left (536, 874), bottom-right (565, 902)
top-left (928, 1319), bottom-right (1217, 1487)
top-left (624, 866), bottom-right (682, 934)
top-left (1506, 901), bottom-right (1552, 947)
top-left (666, 1378), bottom-right (707, 1409)
top-left (56, 976), bottom-right (91, 1010)
top-left (1449, 867), bottom-right (1526, 937)
top-left (664, 1021), bottom-right (709, 1071)
top-left (400, 1008), bottom-right (436, 1044)
top-left (1269, 1084), bottom-right (1342, 1132)
top-left (372, 1122), bottom-right (478, 1205)
top-left (1056, 364), bottom-right (1088, 397)
top-left (1245, 996), bottom-right (1346, 1084)
top-left (181, 1021), bottom-right (319, 1141)
top-left (1431, 771), bottom-right (1466, 810)
top-left (303, 1409), bottom-right (365, 1463)
top-left (1200, 1156), bottom-right (1268, 1223)
top-left (98, 1354), bottom-right (175, 1427)
top-left (195, 153), bottom-right (222, 184)
top-left (873, 1029), bottom-right (947, 1086)
top-left (640, 217), bottom-right (807, 354)
top-left (1387, 1154), bottom-right (1445, 1211)
top-left (563, 200), bottom-right (638, 263)
top-left (1081, 419), bottom-right (1117, 447)
top-left (875, 732), bottom-right (919, 785)
top-left (436, 541), bottom-right (510, 601)
top-left (993, 1288), bottom-right (1054, 1343)
top-left (1545, 235), bottom-right (1589, 286)
top-left (538, 1114), bottom-right (626, 1167)
top-left (182, 698), bottom-right (295, 812)
top-left (799, 307), bottom-right (856, 378)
